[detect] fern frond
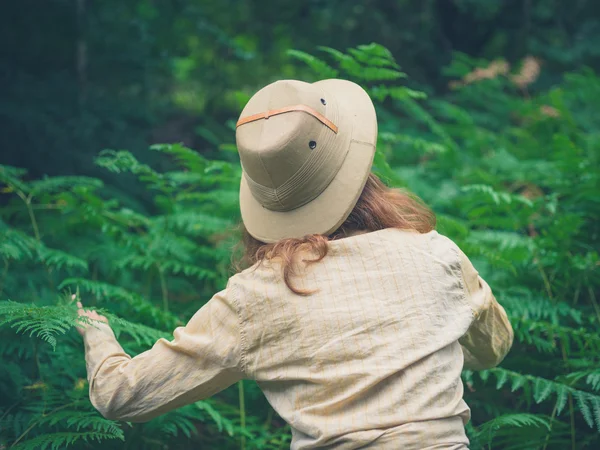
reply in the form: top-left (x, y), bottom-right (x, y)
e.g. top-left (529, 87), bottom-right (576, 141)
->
top-left (150, 143), bottom-right (209, 173)
top-left (0, 164), bottom-right (30, 194)
top-left (115, 254), bottom-right (216, 281)
top-left (95, 150), bottom-right (170, 193)
top-left (500, 294), bottom-right (583, 325)
top-left (154, 212), bottom-right (233, 236)
top-left (357, 67), bottom-right (406, 82)
top-left (29, 176), bottom-right (103, 197)
top-left (174, 189), bottom-right (239, 209)
top-left (196, 400), bottom-right (235, 436)
top-left (462, 184), bottom-right (534, 208)
top-left (477, 413), bottom-right (551, 440)
top-left (0, 301), bottom-right (75, 349)
top-left (39, 248), bottom-right (88, 272)
top-left (57, 278), bottom-right (180, 329)
top-left (108, 315), bottom-right (170, 347)
top-left (379, 132), bottom-right (448, 154)
top-left (286, 50), bottom-right (339, 78)
top-left (0, 227), bottom-right (35, 261)
top-left (0, 332), bottom-right (35, 358)
top-left (31, 410), bottom-right (123, 438)
top-left (511, 315), bottom-right (600, 354)
top-left (586, 371), bottom-right (600, 391)
top-left (0, 225), bottom-right (87, 273)
top-left (477, 368), bottom-right (600, 430)
top-left (349, 43), bottom-right (400, 69)
top-left (370, 85), bottom-right (426, 102)
top-left (397, 96), bottom-right (460, 152)
top-left (11, 431), bottom-right (123, 450)
top-left (58, 278), bottom-right (139, 303)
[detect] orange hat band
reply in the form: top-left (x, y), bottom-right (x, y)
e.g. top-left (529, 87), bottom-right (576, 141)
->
top-left (236, 104), bottom-right (339, 134)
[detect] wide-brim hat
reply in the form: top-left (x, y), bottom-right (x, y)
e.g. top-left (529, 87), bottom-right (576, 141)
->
top-left (236, 79), bottom-right (377, 243)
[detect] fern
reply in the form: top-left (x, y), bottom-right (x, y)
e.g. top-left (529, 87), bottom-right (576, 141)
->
top-left (196, 400), bottom-right (235, 436)
top-left (475, 368), bottom-right (600, 430)
top-left (11, 431), bottom-right (123, 450)
top-left (38, 248), bottom-right (88, 272)
top-left (1, 43), bottom-right (599, 449)
top-left (584, 370), bottom-right (600, 392)
top-left (476, 413), bottom-right (551, 443)
top-left (108, 315), bottom-right (171, 347)
top-left (30, 410), bottom-right (123, 437)
top-left (0, 301), bottom-right (75, 349)
top-left (154, 212), bottom-right (233, 236)
top-left (0, 165), bottom-right (31, 194)
top-left (150, 143), bottom-right (210, 173)
top-left (0, 227), bottom-right (35, 261)
top-left (286, 50), bottom-right (339, 79)
top-left (462, 184), bottom-right (533, 208)
top-left (28, 176), bottom-right (103, 197)
top-left (58, 278), bottom-right (181, 329)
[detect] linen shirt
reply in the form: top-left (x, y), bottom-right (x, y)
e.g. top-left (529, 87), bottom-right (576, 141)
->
top-left (82, 228), bottom-right (514, 449)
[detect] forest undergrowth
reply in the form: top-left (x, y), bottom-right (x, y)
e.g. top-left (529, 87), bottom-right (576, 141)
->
top-left (1, 44), bottom-right (599, 450)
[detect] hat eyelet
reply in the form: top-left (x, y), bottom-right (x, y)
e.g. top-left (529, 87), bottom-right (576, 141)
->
top-left (320, 98), bottom-right (327, 105)
top-left (309, 140), bottom-right (317, 150)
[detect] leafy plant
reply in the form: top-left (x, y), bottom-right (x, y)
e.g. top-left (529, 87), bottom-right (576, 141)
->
top-left (1, 43), bottom-right (599, 449)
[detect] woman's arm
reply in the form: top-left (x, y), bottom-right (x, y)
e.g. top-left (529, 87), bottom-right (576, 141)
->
top-left (79, 288), bottom-right (244, 422)
top-left (457, 250), bottom-right (514, 371)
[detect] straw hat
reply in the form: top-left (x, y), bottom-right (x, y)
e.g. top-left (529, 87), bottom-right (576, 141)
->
top-left (236, 79), bottom-right (377, 243)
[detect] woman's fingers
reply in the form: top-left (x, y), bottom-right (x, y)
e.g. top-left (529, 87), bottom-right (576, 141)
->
top-left (76, 311), bottom-right (108, 336)
top-left (75, 298), bottom-right (109, 337)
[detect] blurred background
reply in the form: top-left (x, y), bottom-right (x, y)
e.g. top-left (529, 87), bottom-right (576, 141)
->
top-left (2, 0), bottom-right (600, 181)
top-left (1, 1), bottom-right (600, 450)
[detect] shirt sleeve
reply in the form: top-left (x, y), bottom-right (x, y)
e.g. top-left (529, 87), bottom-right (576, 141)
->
top-left (82, 287), bottom-right (245, 422)
top-left (457, 249), bottom-right (514, 371)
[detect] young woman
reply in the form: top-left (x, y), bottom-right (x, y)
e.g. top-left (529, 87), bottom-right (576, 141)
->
top-left (78, 79), bottom-right (513, 449)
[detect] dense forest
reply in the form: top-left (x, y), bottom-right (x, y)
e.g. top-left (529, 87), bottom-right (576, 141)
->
top-left (1, 1), bottom-right (599, 449)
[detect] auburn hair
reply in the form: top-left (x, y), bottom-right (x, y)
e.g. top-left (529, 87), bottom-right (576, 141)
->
top-left (237, 173), bottom-right (436, 295)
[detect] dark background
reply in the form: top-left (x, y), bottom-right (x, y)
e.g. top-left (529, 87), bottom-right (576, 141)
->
top-left (2, 0), bottom-right (599, 181)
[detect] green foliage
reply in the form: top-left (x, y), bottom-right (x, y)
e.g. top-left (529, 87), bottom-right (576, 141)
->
top-left (474, 413), bottom-right (552, 449)
top-left (11, 431), bottom-right (123, 450)
top-left (0, 141), bottom-right (245, 448)
top-left (0, 301), bottom-right (75, 350)
top-left (1, 43), bottom-right (599, 450)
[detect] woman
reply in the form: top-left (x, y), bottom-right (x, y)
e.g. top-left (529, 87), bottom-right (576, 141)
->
top-left (78, 79), bottom-right (514, 449)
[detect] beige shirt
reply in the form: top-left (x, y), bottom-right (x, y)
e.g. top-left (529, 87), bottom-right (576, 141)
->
top-left (83, 229), bottom-right (513, 450)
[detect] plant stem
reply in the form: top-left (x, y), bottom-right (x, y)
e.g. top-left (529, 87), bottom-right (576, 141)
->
top-left (542, 403), bottom-right (558, 450)
top-left (0, 258), bottom-right (9, 297)
top-left (588, 286), bottom-right (600, 325)
top-left (560, 343), bottom-right (576, 450)
top-left (16, 191), bottom-right (53, 291)
top-left (20, 194), bottom-right (42, 242)
top-left (263, 407), bottom-right (274, 428)
top-left (10, 401), bottom-right (77, 448)
top-left (536, 259), bottom-right (553, 300)
top-left (32, 339), bottom-right (42, 381)
top-left (238, 380), bottom-right (246, 450)
top-left (0, 401), bottom-right (20, 423)
top-left (157, 265), bottom-right (169, 312)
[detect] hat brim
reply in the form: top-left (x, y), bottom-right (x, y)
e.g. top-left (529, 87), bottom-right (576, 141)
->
top-left (239, 79), bottom-right (377, 244)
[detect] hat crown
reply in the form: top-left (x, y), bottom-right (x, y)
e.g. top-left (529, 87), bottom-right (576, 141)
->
top-left (236, 80), bottom-right (344, 212)
top-left (236, 78), bottom-right (377, 243)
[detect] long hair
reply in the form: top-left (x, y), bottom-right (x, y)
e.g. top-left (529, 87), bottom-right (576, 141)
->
top-left (237, 173), bottom-right (436, 295)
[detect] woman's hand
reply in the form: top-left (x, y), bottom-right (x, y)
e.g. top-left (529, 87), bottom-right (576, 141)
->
top-left (76, 299), bottom-right (109, 337)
